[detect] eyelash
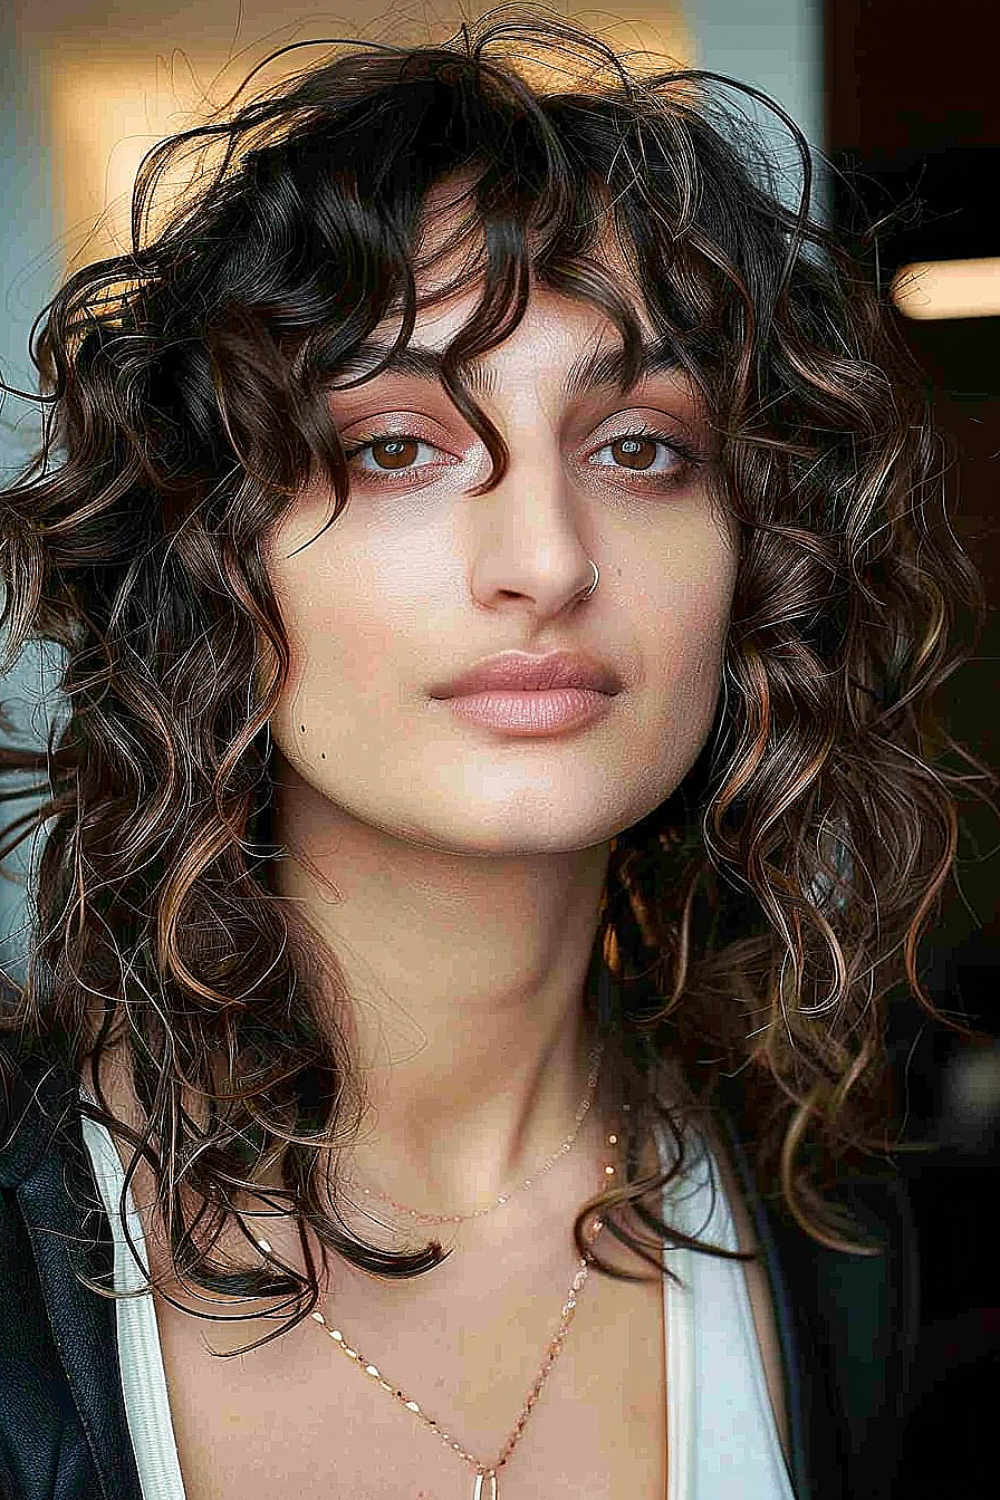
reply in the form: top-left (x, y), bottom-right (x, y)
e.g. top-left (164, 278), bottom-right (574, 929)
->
top-left (339, 424), bottom-right (701, 492)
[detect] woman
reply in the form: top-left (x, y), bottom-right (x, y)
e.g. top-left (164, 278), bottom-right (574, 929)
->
top-left (0, 8), bottom-right (994, 1499)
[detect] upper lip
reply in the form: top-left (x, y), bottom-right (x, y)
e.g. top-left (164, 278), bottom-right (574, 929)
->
top-left (430, 650), bottom-right (622, 698)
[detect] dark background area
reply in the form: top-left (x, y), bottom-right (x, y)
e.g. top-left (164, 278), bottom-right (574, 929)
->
top-left (826, 1), bottom-right (1000, 1487)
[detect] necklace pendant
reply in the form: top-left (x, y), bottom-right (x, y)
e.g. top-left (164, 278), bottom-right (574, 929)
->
top-left (472, 1469), bottom-right (498, 1500)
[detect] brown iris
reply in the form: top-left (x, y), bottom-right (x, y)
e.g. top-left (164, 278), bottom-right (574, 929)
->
top-left (611, 436), bottom-right (657, 471)
top-left (371, 438), bottom-right (419, 470)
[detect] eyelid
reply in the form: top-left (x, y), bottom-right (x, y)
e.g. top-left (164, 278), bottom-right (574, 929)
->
top-left (339, 427), bottom-right (695, 465)
top-left (338, 406), bottom-right (700, 452)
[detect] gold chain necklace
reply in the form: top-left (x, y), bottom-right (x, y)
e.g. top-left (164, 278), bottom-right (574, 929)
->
top-left (254, 1053), bottom-right (623, 1498)
top-left (339, 1034), bottom-right (607, 1225)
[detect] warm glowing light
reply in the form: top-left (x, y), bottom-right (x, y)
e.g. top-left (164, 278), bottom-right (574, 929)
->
top-left (892, 258), bottom-right (1000, 321)
top-left (47, 52), bottom-right (241, 269)
top-left (43, 8), bottom-right (692, 275)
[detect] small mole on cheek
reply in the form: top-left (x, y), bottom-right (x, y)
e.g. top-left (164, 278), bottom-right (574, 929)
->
top-left (300, 723), bottom-right (326, 758)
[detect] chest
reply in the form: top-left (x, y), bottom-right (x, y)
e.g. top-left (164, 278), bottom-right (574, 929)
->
top-left (150, 1245), bottom-right (668, 1500)
top-left (88, 1066), bottom-right (792, 1497)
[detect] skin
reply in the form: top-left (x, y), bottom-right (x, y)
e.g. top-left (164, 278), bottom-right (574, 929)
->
top-left (257, 178), bottom-right (740, 1234)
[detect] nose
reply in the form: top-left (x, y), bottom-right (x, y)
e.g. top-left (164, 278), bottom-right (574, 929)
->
top-left (468, 453), bottom-right (600, 615)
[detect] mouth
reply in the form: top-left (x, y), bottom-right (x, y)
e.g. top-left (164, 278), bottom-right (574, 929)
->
top-left (436, 684), bottom-right (616, 736)
top-left (430, 649), bottom-right (622, 699)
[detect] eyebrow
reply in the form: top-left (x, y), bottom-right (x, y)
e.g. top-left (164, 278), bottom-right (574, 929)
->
top-left (321, 338), bottom-right (683, 400)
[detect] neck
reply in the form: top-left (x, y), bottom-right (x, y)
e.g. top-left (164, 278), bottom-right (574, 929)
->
top-left (267, 753), bottom-right (616, 1219)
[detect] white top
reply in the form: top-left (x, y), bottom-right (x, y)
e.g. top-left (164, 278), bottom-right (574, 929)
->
top-left (78, 1087), bottom-right (796, 1499)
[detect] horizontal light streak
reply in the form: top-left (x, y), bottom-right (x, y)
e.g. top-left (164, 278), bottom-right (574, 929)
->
top-left (892, 257), bottom-right (1000, 321)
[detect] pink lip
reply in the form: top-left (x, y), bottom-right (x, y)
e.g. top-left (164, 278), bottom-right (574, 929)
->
top-left (442, 687), bottom-right (614, 736)
top-left (429, 650), bottom-right (621, 698)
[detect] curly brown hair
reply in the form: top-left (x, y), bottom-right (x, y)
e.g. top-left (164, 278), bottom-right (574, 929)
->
top-left (1, 3), bottom-right (996, 1356)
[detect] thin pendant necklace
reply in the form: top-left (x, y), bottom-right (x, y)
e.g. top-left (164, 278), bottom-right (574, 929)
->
top-left (254, 1043), bottom-right (623, 1498)
top-left (341, 1034), bottom-right (607, 1224)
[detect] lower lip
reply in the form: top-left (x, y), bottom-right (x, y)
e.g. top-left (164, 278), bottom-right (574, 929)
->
top-left (440, 687), bottom-right (614, 735)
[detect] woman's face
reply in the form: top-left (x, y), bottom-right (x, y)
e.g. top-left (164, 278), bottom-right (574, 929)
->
top-left (259, 224), bottom-right (739, 859)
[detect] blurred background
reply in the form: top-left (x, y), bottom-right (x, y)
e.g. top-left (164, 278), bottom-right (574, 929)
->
top-left (1, 2), bottom-right (998, 1488)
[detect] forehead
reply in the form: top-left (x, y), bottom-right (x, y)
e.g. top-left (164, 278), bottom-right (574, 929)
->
top-left (314, 168), bottom-right (705, 407)
top-left (384, 168), bottom-right (655, 337)
top-left (334, 237), bottom-right (679, 397)
top-left (324, 323), bottom-right (688, 406)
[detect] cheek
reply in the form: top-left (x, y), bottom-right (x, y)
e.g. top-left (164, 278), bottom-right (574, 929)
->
top-left (260, 552), bottom-right (416, 752)
top-left (649, 552), bottom-right (735, 738)
top-left (685, 572), bottom-right (733, 667)
top-left (259, 493), bottom-right (447, 721)
top-left (275, 591), bottom-right (382, 703)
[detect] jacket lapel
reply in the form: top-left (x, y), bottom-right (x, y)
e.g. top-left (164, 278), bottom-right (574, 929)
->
top-left (4, 1052), bottom-right (144, 1500)
top-left (713, 1081), bottom-right (920, 1500)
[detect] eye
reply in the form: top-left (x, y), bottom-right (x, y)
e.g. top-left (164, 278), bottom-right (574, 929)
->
top-left (586, 426), bottom-right (698, 487)
top-left (341, 434), bottom-right (450, 480)
top-left (340, 424), bottom-right (701, 491)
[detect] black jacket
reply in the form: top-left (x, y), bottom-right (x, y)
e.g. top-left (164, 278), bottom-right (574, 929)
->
top-left (0, 1043), bottom-right (921, 1500)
